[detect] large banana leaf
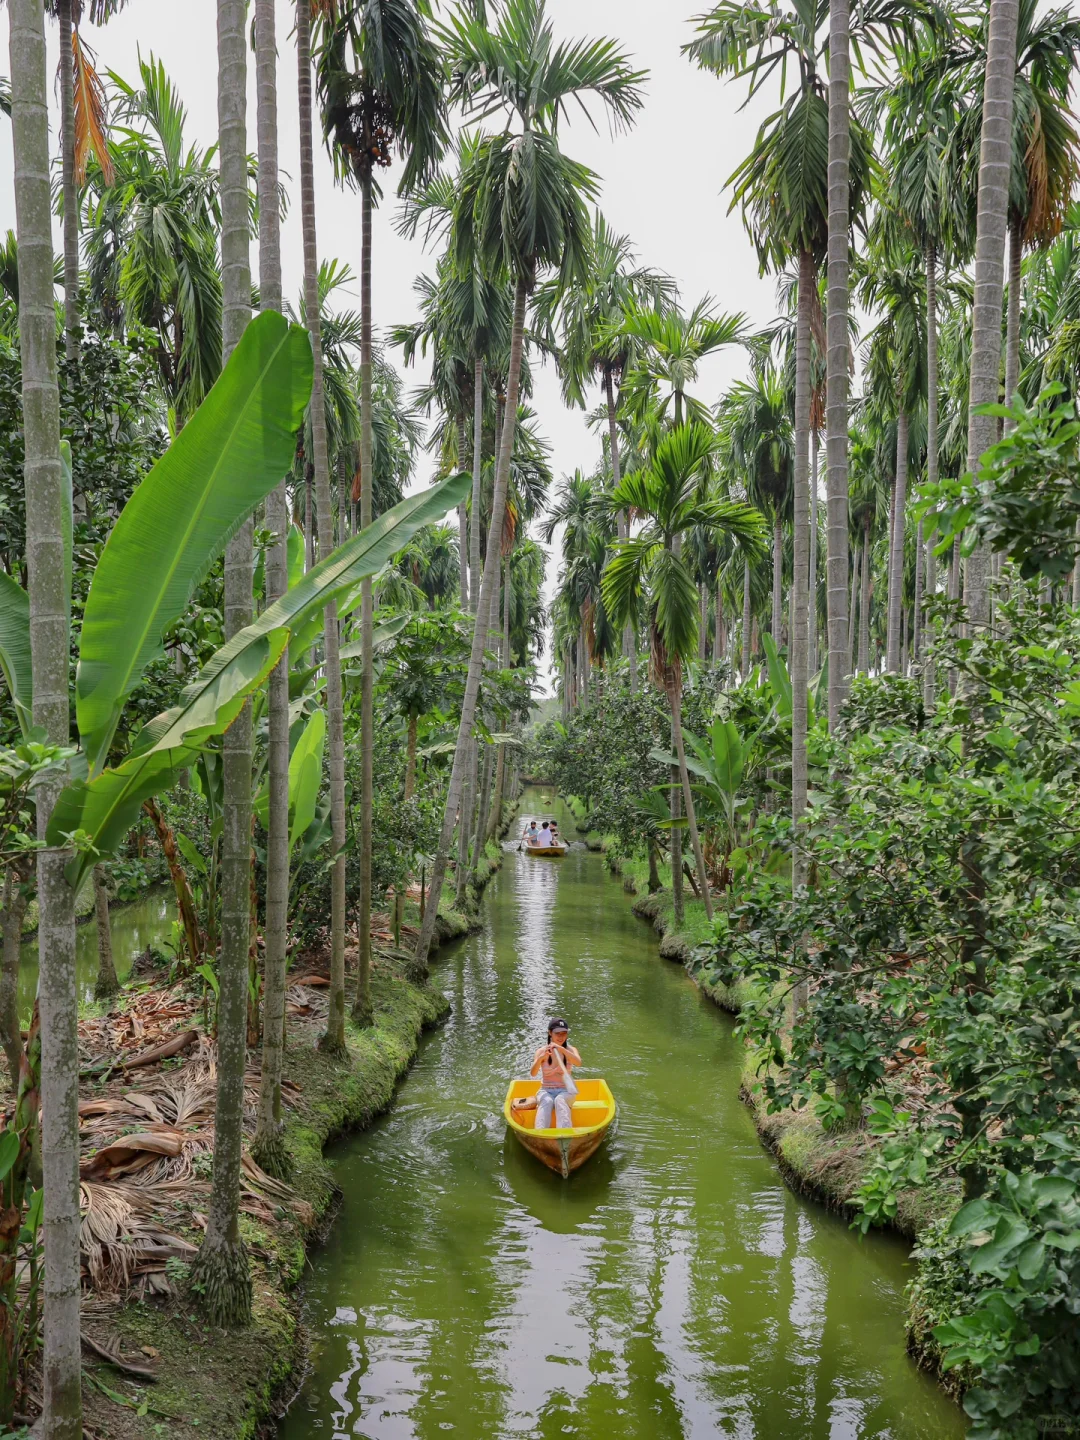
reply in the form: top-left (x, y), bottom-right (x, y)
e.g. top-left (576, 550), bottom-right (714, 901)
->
top-left (762, 633), bottom-right (792, 719)
top-left (48, 472), bottom-right (469, 884)
top-left (0, 571), bottom-right (32, 738)
top-left (76, 311), bottom-right (313, 777)
top-left (253, 705), bottom-right (326, 849)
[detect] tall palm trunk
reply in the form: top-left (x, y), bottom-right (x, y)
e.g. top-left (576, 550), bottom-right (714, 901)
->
top-left (912, 517), bottom-right (924, 666)
top-left (809, 430), bottom-right (819, 674)
top-left (295, 2), bottom-right (349, 1044)
top-left (456, 416), bottom-right (468, 606)
top-left (858, 522), bottom-right (871, 674)
top-left (605, 370), bottom-right (635, 683)
top-left (11, 0), bottom-right (81, 1425)
top-left (412, 278), bottom-right (528, 976)
top-left (713, 574), bottom-right (723, 664)
top-left (698, 583), bottom-right (708, 661)
top-left (191, 0), bottom-right (254, 1330)
top-left (963, 0), bottom-right (1020, 634)
top-left (847, 541), bottom-right (859, 673)
top-left (771, 514), bottom-right (782, 639)
top-left (825, 0), bottom-right (852, 730)
top-left (668, 675), bottom-right (712, 921)
top-left (92, 865), bottom-right (119, 998)
top-left (455, 353), bottom-right (486, 908)
top-left (1003, 213), bottom-right (1022, 428)
top-left (487, 555), bottom-right (511, 842)
top-left (886, 410), bottom-right (909, 673)
top-left (350, 166), bottom-right (374, 1025)
top-left (253, 0), bottom-right (290, 1179)
top-left (791, 250), bottom-right (813, 880)
top-left (58, 0), bottom-right (78, 365)
top-left (923, 241), bottom-right (939, 711)
top-left (741, 558), bottom-right (752, 678)
top-left (393, 715), bottom-right (420, 938)
top-left (0, 866), bottom-right (29, 1086)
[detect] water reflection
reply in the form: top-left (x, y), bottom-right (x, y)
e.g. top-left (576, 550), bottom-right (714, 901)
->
top-left (278, 791), bottom-right (963, 1440)
top-left (18, 888), bottom-right (174, 1019)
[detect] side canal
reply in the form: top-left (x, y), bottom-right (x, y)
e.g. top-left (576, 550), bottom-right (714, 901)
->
top-left (279, 788), bottom-right (963, 1439)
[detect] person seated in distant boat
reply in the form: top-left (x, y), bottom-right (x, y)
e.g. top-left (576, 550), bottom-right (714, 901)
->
top-left (522, 820), bottom-right (539, 846)
top-left (526, 1019), bottom-right (581, 1129)
top-left (548, 821), bottom-right (560, 844)
top-left (534, 822), bottom-right (553, 847)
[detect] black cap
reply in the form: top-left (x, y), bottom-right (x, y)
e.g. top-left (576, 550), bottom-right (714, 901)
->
top-left (548, 1017), bottom-right (569, 1034)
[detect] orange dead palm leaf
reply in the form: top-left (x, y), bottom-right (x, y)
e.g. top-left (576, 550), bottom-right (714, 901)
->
top-left (71, 27), bottom-right (114, 186)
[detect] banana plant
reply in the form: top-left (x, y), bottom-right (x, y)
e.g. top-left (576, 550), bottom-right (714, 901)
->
top-left (0, 306), bottom-right (469, 886)
top-left (651, 717), bottom-right (756, 892)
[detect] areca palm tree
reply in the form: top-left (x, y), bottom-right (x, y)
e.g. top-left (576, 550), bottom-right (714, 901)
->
top-left (317, 0), bottom-right (448, 1023)
top-left (617, 297), bottom-right (744, 426)
top-left (859, 245), bottom-right (927, 674)
top-left (535, 213), bottom-right (674, 667)
top-left (410, 0), bottom-right (645, 975)
top-left (960, 0), bottom-right (1022, 632)
top-left (603, 423), bottom-right (766, 922)
top-left (9, 0), bottom-right (83, 1426)
top-left (189, 0), bottom-right (254, 1331)
top-left (82, 56), bottom-right (223, 422)
top-left (252, 0), bottom-right (290, 1181)
top-left (948, 1), bottom-right (1080, 424)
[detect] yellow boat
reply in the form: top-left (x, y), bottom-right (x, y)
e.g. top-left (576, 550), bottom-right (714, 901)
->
top-left (523, 840), bottom-right (568, 857)
top-left (503, 1078), bottom-right (616, 1178)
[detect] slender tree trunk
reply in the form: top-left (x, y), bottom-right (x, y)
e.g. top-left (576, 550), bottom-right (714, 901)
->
top-left (1073, 525), bottom-right (1080, 607)
top-left (350, 166), bottom-right (374, 1025)
top-left (791, 249), bottom-right (813, 881)
top-left (670, 682), bottom-right (712, 921)
top-left (1003, 213), bottom-right (1022, 432)
top-left (886, 411), bottom-right (909, 673)
top-left (741, 559), bottom-right (752, 678)
top-left (809, 429), bottom-right (819, 675)
top-left (91, 865), bottom-right (119, 998)
top-left (647, 836), bottom-right (661, 893)
top-left (58, 0), bottom-right (79, 366)
top-left (923, 241), bottom-right (939, 712)
top-left (913, 517), bottom-right (924, 666)
top-left (713, 574), bottom-right (723, 665)
top-left (847, 541), bottom-right (859, 675)
top-left (859, 524), bottom-right (870, 675)
top-left (143, 799), bottom-right (202, 969)
top-left (771, 514), bottom-right (782, 639)
top-left (393, 715), bottom-right (419, 938)
top-left (411, 276), bottom-right (528, 976)
top-left (0, 868), bottom-right (28, 1087)
top-left (472, 743), bottom-right (494, 885)
top-left (825, 0), bottom-right (852, 729)
top-left (253, 0), bottom-right (290, 1180)
top-left (487, 555), bottom-right (512, 841)
top-left (963, 0), bottom-right (1020, 635)
top-left (191, 0), bottom-right (254, 1330)
top-left (470, 355), bottom-right (483, 612)
top-left (606, 370), bottom-right (635, 685)
top-left (11, 0), bottom-right (81, 1422)
top-left (669, 723), bottom-right (683, 929)
top-left (698, 582), bottom-right (708, 661)
top-left (456, 415), bottom-right (468, 607)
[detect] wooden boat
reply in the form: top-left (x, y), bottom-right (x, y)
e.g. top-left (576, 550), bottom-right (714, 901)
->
top-left (503, 1078), bottom-right (616, 1178)
top-left (523, 839), bottom-right (568, 857)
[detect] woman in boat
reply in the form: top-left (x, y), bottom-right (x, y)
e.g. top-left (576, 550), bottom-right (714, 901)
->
top-left (528, 1019), bottom-right (581, 1129)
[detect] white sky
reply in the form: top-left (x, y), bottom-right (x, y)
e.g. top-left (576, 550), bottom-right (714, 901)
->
top-left (0, 1), bottom-right (785, 694)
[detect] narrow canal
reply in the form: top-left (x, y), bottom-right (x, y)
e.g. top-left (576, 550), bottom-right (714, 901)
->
top-left (280, 788), bottom-right (962, 1439)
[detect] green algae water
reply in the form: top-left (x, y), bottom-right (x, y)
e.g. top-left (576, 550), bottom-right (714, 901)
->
top-left (279, 789), bottom-right (963, 1440)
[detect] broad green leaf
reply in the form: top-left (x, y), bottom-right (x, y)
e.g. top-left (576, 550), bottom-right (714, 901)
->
top-left (50, 747), bottom-right (200, 890)
top-left (969, 1215), bottom-right (1031, 1274)
top-left (0, 570), bottom-right (32, 737)
top-left (175, 831), bottom-right (209, 876)
top-left (709, 719), bottom-right (744, 796)
top-left (51, 473), bottom-right (468, 883)
top-left (76, 311), bottom-right (313, 776)
top-left (0, 1128), bottom-right (19, 1181)
top-left (762, 633), bottom-right (792, 718)
top-left (124, 473), bottom-right (470, 766)
top-left (338, 613), bottom-right (410, 663)
top-left (23, 1185), bottom-right (43, 1237)
top-left (287, 524), bottom-right (305, 588)
top-left (288, 708), bottom-right (325, 848)
top-left (949, 1198), bottom-right (996, 1237)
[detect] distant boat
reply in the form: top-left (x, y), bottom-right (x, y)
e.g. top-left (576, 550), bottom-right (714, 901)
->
top-left (503, 1078), bottom-right (616, 1178)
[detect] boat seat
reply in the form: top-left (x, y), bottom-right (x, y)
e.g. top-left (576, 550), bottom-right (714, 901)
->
top-left (570, 1101), bottom-right (608, 1114)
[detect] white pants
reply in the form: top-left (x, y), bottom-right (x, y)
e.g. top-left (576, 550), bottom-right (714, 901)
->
top-left (535, 1088), bottom-right (573, 1129)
